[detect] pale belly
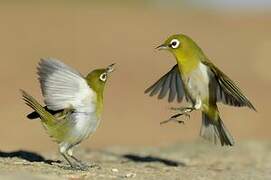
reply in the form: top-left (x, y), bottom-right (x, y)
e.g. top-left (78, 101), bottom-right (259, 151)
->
top-left (57, 112), bottom-right (100, 153)
top-left (182, 63), bottom-right (210, 110)
top-left (65, 112), bottom-right (100, 146)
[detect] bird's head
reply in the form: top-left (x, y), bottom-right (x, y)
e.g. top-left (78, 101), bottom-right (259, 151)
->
top-left (86, 63), bottom-right (115, 95)
top-left (156, 34), bottom-right (204, 61)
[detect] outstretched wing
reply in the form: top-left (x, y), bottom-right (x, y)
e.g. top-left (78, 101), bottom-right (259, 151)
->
top-left (145, 64), bottom-right (186, 103)
top-left (38, 58), bottom-right (95, 113)
top-left (203, 61), bottom-right (256, 111)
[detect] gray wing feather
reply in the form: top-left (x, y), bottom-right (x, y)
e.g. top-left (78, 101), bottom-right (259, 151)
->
top-left (148, 76), bottom-right (166, 97)
top-left (175, 70), bottom-right (185, 102)
top-left (168, 72), bottom-right (177, 102)
top-left (158, 72), bottom-right (171, 99)
top-left (145, 64), bottom-right (185, 103)
top-left (38, 58), bottom-right (93, 111)
top-left (216, 76), bottom-right (255, 109)
top-left (205, 61), bottom-right (256, 111)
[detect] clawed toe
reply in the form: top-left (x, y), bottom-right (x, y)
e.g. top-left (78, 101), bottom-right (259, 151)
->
top-left (170, 107), bottom-right (194, 113)
top-left (177, 120), bottom-right (184, 124)
top-left (171, 112), bottom-right (190, 120)
top-left (70, 163), bottom-right (90, 171)
top-left (183, 113), bottom-right (190, 119)
top-left (160, 112), bottom-right (190, 125)
top-left (89, 163), bottom-right (102, 169)
top-left (77, 163), bottom-right (90, 171)
top-left (160, 116), bottom-right (184, 125)
top-left (60, 162), bottom-right (91, 171)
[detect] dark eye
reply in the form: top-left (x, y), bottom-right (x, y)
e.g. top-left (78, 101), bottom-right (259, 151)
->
top-left (170, 39), bottom-right (180, 49)
top-left (99, 73), bottom-right (107, 82)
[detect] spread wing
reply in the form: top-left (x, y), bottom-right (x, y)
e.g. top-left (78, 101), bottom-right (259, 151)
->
top-left (145, 64), bottom-right (185, 103)
top-left (203, 61), bottom-right (256, 111)
top-left (38, 58), bottom-right (94, 113)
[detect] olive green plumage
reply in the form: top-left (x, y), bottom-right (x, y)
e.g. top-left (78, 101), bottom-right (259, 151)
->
top-left (146, 34), bottom-right (256, 146)
top-left (21, 58), bottom-right (114, 170)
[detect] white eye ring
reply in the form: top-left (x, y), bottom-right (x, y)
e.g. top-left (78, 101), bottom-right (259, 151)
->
top-left (99, 73), bottom-right (107, 82)
top-left (170, 39), bottom-right (180, 49)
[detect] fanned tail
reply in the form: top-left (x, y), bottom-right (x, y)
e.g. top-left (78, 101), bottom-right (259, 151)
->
top-left (20, 89), bottom-right (55, 126)
top-left (200, 112), bottom-right (234, 146)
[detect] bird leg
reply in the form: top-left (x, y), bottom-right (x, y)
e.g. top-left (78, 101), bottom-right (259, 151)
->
top-left (70, 155), bottom-right (90, 170)
top-left (66, 148), bottom-right (91, 171)
top-left (70, 155), bottom-right (83, 165)
top-left (61, 152), bottom-right (78, 169)
top-left (160, 107), bottom-right (194, 125)
top-left (60, 146), bottom-right (88, 171)
top-left (160, 112), bottom-right (190, 125)
top-left (70, 155), bottom-right (101, 169)
top-left (169, 107), bottom-right (194, 113)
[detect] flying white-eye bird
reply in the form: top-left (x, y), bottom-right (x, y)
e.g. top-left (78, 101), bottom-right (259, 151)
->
top-left (145, 34), bottom-right (256, 146)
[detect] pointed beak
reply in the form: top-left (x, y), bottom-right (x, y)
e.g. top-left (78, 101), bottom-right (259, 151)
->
top-left (155, 44), bottom-right (168, 50)
top-left (106, 63), bottom-right (115, 74)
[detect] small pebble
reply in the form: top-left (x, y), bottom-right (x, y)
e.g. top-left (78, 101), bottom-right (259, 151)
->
top-left (111, 168), bottom-right (119, 173)
top-left (14, 161), bottom-right (31, 165)
top-left (125, 173), bottom-right (136, 178)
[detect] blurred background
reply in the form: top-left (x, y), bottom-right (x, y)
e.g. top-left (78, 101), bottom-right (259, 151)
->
top-left (0, 0), bottom-right (270, 153)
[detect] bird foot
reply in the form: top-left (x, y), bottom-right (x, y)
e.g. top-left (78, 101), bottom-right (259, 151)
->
top-left (89, 163), bottom-right (102, 169)
top-left (160, 112), bottom-right (190, 125)
top-left (60, 163), bottom-right (87, 171)
top-left (72, 164), bottom-right (89, 171)
top-left (71, 162), bottom-right (101, 171)
top-left (169, 107), bottom-right (194, 113)
top-left (60, 164), bottom-right (86, 171)
top-left (60, 162), bottom-right (90, 171)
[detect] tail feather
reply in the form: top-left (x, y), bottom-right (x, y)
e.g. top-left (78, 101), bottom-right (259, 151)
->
top-left (20, 89), bottom-right (55, 125)
top-left (27, 106), bottom-right (63, 119)
top-left (200, 112), bottom-right (234, 146)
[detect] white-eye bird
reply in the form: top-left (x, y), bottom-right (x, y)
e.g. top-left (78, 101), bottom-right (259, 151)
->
top-left (21, 58), bottom-right (114, 170)
top-left (145, 34), bottom-right (256, 146)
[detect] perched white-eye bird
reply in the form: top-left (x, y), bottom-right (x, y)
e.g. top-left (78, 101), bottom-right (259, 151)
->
top-left (145, 34), bottom-right (256, 146)
top-left (21, 58), bottom-right (114, 170)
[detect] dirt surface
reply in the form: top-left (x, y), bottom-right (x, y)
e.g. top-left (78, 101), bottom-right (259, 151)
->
top-left (0, 141), bottom-right (270, 180)
top-left (0, 2), bottom-right (269, 179)
top-left (0, 1), bottom-right (270, 153)
top-left (0, 4), bottom-right (270, 180)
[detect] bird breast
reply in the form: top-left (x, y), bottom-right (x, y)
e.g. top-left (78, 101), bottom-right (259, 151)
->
top-left (184, 63), bottom-right (210, 105)
top-left (68, 91), bottom-right (101, 143)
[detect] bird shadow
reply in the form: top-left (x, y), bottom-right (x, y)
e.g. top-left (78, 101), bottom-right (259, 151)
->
top-left (0, 150), bottom-right (61, 165)
top-left (122, 154), bottom-right (185, 167)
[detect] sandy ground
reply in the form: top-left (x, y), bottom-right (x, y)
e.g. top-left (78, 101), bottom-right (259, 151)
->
top-left (0, 141), bottom-right (270, 180)
top-left (0, 2), bottom-right (270, 179)
top-left (0, 0), bottom-right (270, 164)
